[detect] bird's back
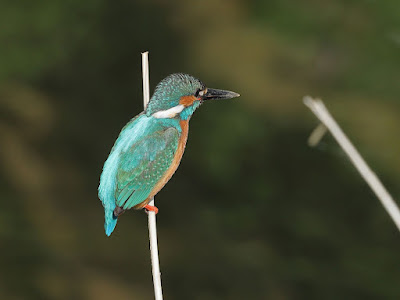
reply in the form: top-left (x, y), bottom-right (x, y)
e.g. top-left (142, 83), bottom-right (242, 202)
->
top-left (98, 113), bottom-right (185, 235)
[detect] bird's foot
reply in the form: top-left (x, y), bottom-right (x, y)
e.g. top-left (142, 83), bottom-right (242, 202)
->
top-left (144, 204), bottom-right (159, 214)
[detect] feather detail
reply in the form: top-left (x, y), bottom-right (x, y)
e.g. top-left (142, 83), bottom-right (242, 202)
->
top-left (152, 104), bottom-right (185, 118)
top-left (134, 119), bottom-right (189, 209)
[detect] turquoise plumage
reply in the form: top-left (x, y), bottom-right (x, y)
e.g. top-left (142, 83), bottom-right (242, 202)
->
top-left (98, 74), bottom-right (239, 236)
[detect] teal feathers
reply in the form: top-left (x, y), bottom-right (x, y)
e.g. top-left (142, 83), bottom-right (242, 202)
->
top-left (146, 74), bottom-right (204, 115)
top-left (99, 114), bottom-right (181, 236)
top-left (105, 217), bottom-right (117, 236)
top-left (115, 120), bottom-right (181, 210)
top-left (180, 102), bottom-right (202, 120)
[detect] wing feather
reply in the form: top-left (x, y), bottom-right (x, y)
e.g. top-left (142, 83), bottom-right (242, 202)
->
top-left (115, 127), bottom-right (179, 209)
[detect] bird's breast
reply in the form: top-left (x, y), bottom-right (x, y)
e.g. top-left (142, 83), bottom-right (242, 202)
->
top-left (155, 119), bottom-right (189, 187)
top-left (175, 119), bottom-right (189, 165)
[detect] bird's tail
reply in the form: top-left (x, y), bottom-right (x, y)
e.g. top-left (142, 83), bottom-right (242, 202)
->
top-left (104, 209), bottom-right (118, 236)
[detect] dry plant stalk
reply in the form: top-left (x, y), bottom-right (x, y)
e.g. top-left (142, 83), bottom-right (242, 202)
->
top-left (142, 51), bottom-right (163, 300)
top-left (304, 96), bottom-right (400, 233)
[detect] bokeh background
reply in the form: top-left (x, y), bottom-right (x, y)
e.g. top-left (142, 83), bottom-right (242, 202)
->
top-left (1, 0), bottom-right (400, 299)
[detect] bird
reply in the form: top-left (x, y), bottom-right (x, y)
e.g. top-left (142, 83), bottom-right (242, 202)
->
top-left (98, 73), bottom-right (240, 236)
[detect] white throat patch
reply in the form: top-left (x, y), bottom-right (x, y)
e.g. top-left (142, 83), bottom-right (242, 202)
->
top-left (152, 104), bottom-right (185, 119)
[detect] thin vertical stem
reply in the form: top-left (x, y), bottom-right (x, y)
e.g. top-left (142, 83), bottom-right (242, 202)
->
top-left (142, 51), bottom-right (163, 300)
top-left (142, 52), bottom-right (150, 109)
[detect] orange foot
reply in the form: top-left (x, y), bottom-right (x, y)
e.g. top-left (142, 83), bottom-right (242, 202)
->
top-left (144, 204), bottom-right (159, 214)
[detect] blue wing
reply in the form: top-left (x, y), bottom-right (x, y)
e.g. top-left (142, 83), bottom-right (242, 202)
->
top-left (98, 114), bottom-right (180, 236)
top-left (115, 126), bottom-right (179, 209)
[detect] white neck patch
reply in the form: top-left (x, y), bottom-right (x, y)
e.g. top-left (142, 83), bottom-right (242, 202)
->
top-left (152, 104), bottom-right (185, 119)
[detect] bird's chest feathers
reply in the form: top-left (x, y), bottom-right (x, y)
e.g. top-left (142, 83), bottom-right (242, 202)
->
top-left (166, 119), bottom-right (189, 178)
top-left (177, 119), bottom-right (189, 158)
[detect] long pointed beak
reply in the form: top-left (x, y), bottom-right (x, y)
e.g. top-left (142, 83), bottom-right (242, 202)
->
top-left (202, 88), bottom-right (240, 101)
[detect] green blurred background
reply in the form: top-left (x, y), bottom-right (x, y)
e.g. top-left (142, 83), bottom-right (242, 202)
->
top-left (1, 0), bottom-right (400, 299)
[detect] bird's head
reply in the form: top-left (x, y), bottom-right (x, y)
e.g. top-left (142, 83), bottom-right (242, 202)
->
top-left (145, 73), bottom-right (239, 120)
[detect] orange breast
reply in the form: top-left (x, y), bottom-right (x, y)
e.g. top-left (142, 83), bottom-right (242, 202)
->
top-left (134, 120), bottom-right (189, 209)
top-left (179, 95), bottom-right (197, 106)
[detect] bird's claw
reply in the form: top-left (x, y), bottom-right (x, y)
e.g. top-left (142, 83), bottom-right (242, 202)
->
top-left (144, 204), bottom-right (159, 214)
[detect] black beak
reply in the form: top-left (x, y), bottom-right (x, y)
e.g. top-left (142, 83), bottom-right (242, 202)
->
top-left (202, 88), bottom-right (240, 101)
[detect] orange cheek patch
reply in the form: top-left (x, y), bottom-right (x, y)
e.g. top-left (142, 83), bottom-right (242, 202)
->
top-left (179, 95), bottom-right (197, 106)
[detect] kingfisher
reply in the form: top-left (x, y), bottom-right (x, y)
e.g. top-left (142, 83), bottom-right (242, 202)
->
top-left (98, 73), bottom-right (239, 236)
